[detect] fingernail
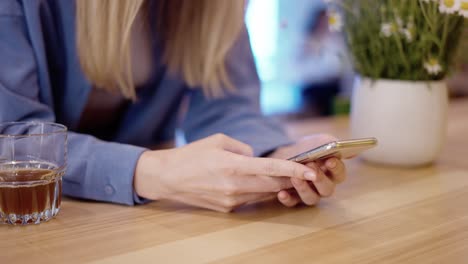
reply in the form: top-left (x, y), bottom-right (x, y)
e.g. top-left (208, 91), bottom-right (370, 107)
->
top-left (326, 159), bottom-right (337, 169)
top-left (279, 192), bottom-right (288, 200)
top-left (304, 171), bottom-right (316, 181)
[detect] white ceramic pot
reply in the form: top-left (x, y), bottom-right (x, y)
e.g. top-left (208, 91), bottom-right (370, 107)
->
top-left (350, 78), bottom-right (448, 167)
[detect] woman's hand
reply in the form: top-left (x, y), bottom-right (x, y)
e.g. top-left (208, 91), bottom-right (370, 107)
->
top-left (134, 134), bottom-right (322, 212)
top-left (269, 134), bottom-right (347, 207)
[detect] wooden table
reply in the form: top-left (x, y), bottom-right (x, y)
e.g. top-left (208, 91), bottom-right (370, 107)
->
top-left (2, 100), bottom-right (468, 264)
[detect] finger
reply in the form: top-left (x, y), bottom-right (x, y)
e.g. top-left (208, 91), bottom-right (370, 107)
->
top-left (235, 193), bottom-right (277, 205)
top-left (244, 193), bottom-right (278, 204)
top-left (224, 175), bottom-right (293, 194)
top-left (170, 195), bottom-right (232, 213)
top-left (324, 158), bottom-right (347, 184)
top-left (277, 190), bottom-right (301, 207)
top-left (200, 192), bottom-right (276, 210)
top-left (305, 163), bottom-right (335, 197)
top-left (238, 156), bottom-right (317, 181)
top-left (208, 134), bottom-right (254, 156)
top-left (291, 178), bottom-right (321, 206)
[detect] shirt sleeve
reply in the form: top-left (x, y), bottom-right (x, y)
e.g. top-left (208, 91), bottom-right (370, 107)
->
top-left (0, 2), bottom-right (146, 205)
top-left (182, 27), bottom-right (293, 156)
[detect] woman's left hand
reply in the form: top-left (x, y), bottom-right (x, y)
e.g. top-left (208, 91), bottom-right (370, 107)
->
top-left (268, 134), bottom-right (347, 207)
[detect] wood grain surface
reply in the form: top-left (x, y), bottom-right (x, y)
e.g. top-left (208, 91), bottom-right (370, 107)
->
top-left (1, 99), bottom-right (468, 264)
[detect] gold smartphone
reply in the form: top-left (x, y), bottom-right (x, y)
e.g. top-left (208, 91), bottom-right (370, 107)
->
top-left (287, 138), bottom-right (378, 164)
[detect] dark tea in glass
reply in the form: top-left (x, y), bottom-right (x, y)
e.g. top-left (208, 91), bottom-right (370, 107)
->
top-left (0, 122), bottom-right (67, 225)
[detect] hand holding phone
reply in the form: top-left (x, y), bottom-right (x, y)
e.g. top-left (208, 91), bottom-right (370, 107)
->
top-left (288, 138), bottom-right (377, 164)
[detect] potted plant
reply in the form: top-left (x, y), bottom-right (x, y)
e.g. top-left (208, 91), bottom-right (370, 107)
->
top-left (325, 0), bottom-right (467, 166)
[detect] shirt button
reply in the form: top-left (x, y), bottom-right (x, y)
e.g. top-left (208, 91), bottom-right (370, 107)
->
top-left (104, 185), bottom-right (115, 195)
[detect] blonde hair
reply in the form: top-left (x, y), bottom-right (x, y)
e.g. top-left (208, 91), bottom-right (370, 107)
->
top-left (76, 0), bottom-right (246, 99)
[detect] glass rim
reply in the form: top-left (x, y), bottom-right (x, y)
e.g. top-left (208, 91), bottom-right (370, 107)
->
top-left (0, 122), bottom-right (68, 138)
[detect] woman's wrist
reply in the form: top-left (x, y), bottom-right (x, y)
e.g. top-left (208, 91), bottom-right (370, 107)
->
top-left (134, 150), bottom-right (168, 201)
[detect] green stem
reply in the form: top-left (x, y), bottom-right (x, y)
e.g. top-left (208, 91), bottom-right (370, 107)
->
top-left (431, 0), bottom-right (438, 18)
top-left (439, 15), bottom-right (450, 58)
top-left (418, 0), bottom-right (434, 31)
top-left (393, 34), bottom-right (410, 73)
top-left (389, 3), bottom-right (410, 73)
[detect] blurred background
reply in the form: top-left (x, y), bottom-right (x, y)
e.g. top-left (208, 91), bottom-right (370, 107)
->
top-left (245, 0), bottom-right (468, 117)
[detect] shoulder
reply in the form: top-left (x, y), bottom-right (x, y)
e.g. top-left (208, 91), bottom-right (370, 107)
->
top-left (0, 1), bottom-right (74, 18)
top-left (0, 0), bottom-right (23, 16)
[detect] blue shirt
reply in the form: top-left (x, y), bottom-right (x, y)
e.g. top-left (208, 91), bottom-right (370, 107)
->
top-left (0, 0), bottom-right (292, 205)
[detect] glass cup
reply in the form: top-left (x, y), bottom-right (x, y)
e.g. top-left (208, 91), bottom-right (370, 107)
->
top-left (0, 122), bottom-right (67, 225)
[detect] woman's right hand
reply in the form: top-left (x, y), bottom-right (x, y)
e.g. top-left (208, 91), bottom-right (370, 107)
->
top-left (134, 134), bottom-right (317, 212)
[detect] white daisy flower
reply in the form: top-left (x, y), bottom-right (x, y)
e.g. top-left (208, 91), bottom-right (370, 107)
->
top-left (327, 10), bottom-right (343, 32)
top-left (402, 20), bottom-right (415, 42)
top-left (439, 0), bottom-right (461, 14)
top-left (459, 0), bottom-right (468, 17)
top-left (395, 17), bottom-right (404, 28)
top-left (380, 22), bottom-right (397, 37)
top-left (424, 58), bottom-right (443, 75)
top-left (402, 29), bottom-right (414, 42)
